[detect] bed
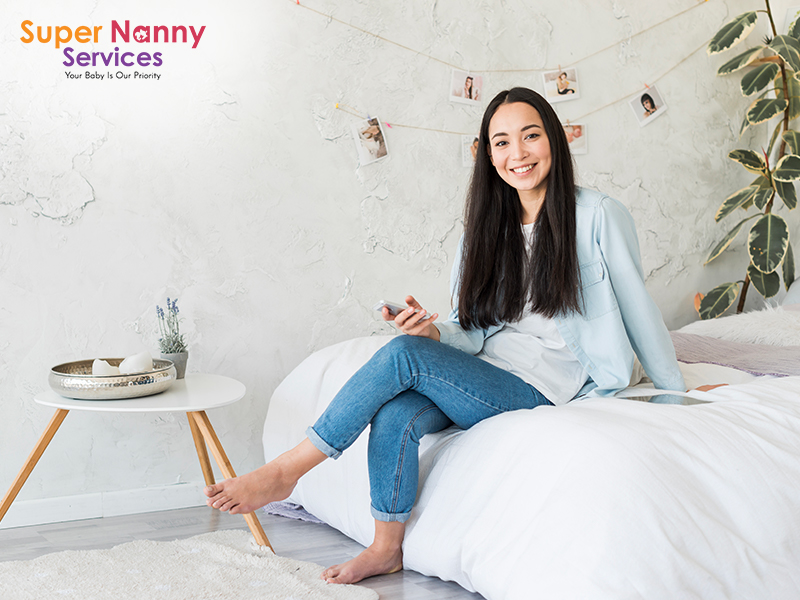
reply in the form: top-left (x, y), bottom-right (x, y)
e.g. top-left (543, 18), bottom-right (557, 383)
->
top-left (262, 303), bottom-right (800, 599)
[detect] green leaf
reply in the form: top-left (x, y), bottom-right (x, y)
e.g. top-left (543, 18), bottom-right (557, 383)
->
top-left (718, 46), bottom-right (765, 75)
top-left (752, 174), bottom-right (771, 187)
top-left (783, 130), bottom-right (800, 155)
top-left (747, 264), bottom-right (781, 298)
top-left (773, 154), bottom-right (800, 181)
top-left (748, 213), bottom-right (789, 273)
top-left (708, 12), bottom-right (759, 55)
top-left (741, 62), bottom-right (780, 96)
top-left (728, 149), bottom-right (766, 173)
top-left (747, 98), bottom-right (788, 124)
top-left (784, 243), bottom-right (796, 290)
top-left (774, 73), bottom-right (800, 120)
top-left (698, 282), bottom-right (740, 320)
top-left (775, 179), bottom-right (798, 209)
top-left (715, 185), bottom-right (758, 222)
top-left (767, 121), bottom-right (784, 158)
top-left (739, 110), bottom-right (751, 137)
top-left (770, 35), bottom-right (800, 72)
top-left (705, 215), bottom-right (759, 264)
top-left (747, 175), bottom-right (771, 211)
top-left (753, 186), bottom-right (775, 210)
top-left (790, 14), bottom-right (800, 40)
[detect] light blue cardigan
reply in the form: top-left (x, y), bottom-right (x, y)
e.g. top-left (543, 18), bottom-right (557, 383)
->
top-left (437, 187), bottom-right (686, 401)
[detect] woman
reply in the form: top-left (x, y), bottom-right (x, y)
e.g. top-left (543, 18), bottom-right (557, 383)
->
top-left (204, 87), bottom-right (686, 585)
top-left (358, 118), bottom-right (387, 159)
top-left (641, 93), bottom-right (657, 118)
top-left (469, 136), bottom-right (479, 160)
top-left (464, 75), bottom-right (479, 100)
top-left (556, 71), bottom-right (575, 95)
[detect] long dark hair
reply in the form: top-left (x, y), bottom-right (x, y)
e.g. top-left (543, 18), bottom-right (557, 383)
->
top-left (458, 87), bottom-right (581, 330)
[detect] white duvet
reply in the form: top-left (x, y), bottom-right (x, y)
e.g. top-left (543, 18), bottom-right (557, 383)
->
top-left (262, 336), bottom-right (800, 599)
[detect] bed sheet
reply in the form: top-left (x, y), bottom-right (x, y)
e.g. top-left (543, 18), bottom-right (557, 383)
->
top-left (263, 336), bottom-right (800, 600)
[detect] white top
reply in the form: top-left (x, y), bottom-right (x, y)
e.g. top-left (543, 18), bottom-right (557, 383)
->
top-left (477, 223), bottom-right (587, 405)
top-left (35, 374), bottom-right (245, 413)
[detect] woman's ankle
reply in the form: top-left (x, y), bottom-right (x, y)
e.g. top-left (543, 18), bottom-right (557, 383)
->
top-left (278, 438), bottom-right (327, 481)
top-left (372, 520), bottom-right (406, 551)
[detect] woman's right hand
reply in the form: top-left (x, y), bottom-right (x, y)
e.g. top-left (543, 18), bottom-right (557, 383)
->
top-left (382, 295), bottom-right (441, 341)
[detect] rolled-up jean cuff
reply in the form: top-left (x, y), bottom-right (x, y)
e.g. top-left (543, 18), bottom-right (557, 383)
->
top-left (371, 506), bottom-right (412, 523)
top-left (305, 426), bottom-right (342, 459)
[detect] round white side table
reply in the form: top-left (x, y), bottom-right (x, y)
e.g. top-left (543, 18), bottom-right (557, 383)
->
top-left (0, 374), bottom-right (272, 550)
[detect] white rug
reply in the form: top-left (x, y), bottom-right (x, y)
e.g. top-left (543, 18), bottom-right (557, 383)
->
top-left (0, 530), bottom-right (378, 600)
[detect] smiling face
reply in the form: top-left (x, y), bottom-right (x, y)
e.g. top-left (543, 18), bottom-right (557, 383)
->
top-left (487, 102), bottom-right (552, 208)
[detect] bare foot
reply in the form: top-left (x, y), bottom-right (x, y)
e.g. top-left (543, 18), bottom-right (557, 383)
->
top-left (321, 544), bottom-right (403, 585)
top-left (203, 462), bottom-right (296, 515)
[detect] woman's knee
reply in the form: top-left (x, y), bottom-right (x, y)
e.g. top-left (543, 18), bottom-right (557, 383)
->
top-left (379, 334), bottom-right (434, 364)
top-left (385, 334), bottom-right (424, 351)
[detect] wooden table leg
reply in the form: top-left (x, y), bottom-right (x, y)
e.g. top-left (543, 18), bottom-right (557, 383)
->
top-left (187, 413), bottom-right (215, 487)
top-left (0, 409), bottom-right (69, 523)
top-left (189, 410), bottom-right (274, 551)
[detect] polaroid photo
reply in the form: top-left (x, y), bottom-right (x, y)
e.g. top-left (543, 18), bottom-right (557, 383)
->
top-left (462, 134), bottom-right (480, 167)
top-left (450, 69), bottom-right (483, 105)
top-left (351, 117), bottom-right (388, 166)
top-left (629, 86), bottom-right (668, 127)
top-left (563, 123), bottom-right (587, 155)
top-left (542, 68), bottom-right (580, 103)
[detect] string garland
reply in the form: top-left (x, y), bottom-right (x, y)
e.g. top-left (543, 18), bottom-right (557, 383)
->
top-left (335, 102), bottom-right (475, 136)
top-left (304, 0), bottom-right (715, 137)
top-left (291, 0), bottom-right (458, 70)
top-left (571, 37), bottom-right (709, 122)
top-left (290, 0), bottom-right (709, 74)
top-left (335, 31), bottom-right (708, 135)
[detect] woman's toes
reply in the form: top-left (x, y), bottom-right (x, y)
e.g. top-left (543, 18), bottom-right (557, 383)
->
top-left (203, 483), bottom-right (221, 498)
top-left (321, 566), bottom-right (340, 582)
top-left (211, 496), bottom-right (229, 510)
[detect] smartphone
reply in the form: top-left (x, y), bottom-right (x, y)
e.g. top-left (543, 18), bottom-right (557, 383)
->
top-left (372, 300), bottom-right (431, 320)
top-left (372, 300), bottom-right (410, 316)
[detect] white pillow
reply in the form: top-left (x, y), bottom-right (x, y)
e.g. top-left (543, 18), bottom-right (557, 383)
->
top-left (677, 305), bottom-right (800, 347)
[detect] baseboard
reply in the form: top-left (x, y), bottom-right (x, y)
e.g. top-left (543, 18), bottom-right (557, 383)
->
top-left (0, 482), bottom-right (208, 529)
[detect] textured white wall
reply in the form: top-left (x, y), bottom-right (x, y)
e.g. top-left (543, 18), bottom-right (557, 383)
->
top-left (1, 0), bottom-right (795, 520)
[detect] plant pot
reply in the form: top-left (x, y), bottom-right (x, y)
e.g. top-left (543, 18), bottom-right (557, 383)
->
top-left (161, 352), bottom-right (188, 379)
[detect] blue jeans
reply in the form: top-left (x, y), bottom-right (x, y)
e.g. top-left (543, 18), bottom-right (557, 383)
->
top-left (306, 335), bottom-right (552, 523)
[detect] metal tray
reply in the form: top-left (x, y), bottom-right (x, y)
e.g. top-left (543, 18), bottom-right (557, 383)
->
top-left (49, 358), bottom-right (177, 400)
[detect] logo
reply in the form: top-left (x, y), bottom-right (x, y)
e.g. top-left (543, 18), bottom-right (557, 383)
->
top-left (20, 20), bottom-right (207, 80)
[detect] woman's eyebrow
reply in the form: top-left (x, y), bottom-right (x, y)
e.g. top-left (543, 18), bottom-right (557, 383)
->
top-left (491, 124), bottom-right (541, 139)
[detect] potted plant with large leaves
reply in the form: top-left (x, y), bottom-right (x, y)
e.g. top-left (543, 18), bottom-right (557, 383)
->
top-left (699, 1), bottom-right (797, 319)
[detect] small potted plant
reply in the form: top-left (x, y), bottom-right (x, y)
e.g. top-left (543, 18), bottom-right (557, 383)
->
top-left (157, 298), bottom-right (188, 378)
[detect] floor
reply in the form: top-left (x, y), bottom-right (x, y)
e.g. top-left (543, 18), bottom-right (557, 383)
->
top-left (0, 506), bottom-right (485, 600)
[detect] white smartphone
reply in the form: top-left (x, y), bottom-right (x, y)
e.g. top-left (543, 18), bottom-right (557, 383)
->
top-left (372, 300), bottom-right (410, 316)
top-left (372, 300), bottom-right (431, 320)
